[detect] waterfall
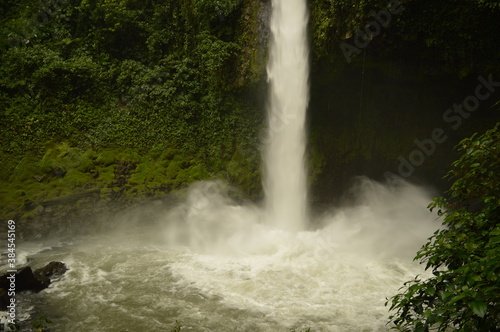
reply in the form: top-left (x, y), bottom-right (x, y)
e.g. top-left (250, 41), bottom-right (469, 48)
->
top-left (264, 0), bottom-right (310, 232)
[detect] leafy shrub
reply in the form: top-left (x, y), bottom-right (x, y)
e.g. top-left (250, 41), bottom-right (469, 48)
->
top-left (388, 123), bottom-right (500, 331)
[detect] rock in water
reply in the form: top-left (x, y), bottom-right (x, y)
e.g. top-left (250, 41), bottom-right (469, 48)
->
top-left (34, 261), bottom-right (68, 280)
top-left (1, 267), bottom-right (49, 293)
top-left (0, 262), bottom-right (68, 310)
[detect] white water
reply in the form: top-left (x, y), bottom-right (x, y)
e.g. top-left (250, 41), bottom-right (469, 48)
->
top-left (264, 0), bottom-right (310, 232)
top-left (4, 179), bottom-right (438, 332)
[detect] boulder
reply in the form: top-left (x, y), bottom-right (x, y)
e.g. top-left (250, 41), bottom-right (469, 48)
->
top-left (0, 288), bottom-right (8, 310)
top-left (34, 261), bottom-right (68, 280)
top-left (0, 267), bottom-right (48, 293)
top-left (0, 262), bottom-right (68, 310)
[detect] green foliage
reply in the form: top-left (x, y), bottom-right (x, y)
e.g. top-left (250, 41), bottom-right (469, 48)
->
top-left (31, 314), bottom-right (53, 332)
top-left (388, 123), bottom-right (500, 331)
top-left (472, 0), bottom-right (500, 9)
top-left (0, 0), bottom-right (265, 211)
top-left (170, 320), bottom-right (182, 332)
top-left (309, 0), bottom-right (500, 76)
top-left (394, 0), bottom-right (500, 75)
top-left (0, 140), bottom-right (213, 219)
top-left (310, 0), bottom-right (386, 62)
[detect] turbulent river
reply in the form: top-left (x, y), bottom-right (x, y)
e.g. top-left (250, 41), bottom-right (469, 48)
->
top-left (5, 179), bottom-right (438, 332)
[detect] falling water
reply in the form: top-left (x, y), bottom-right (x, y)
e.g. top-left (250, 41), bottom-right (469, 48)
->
top-left (264, 0), bottom-right (310, 232)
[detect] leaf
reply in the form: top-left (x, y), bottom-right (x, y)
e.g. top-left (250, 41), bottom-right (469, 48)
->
top-left (414, 324), bottom-right (427, 332)
top-left (469, 301), bottom-right (487, 318)
top-left (449, 294), bottom-right (466, 305)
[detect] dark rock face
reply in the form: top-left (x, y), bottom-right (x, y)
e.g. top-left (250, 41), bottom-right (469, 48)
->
top-left (0, 262), bottom-right (68, 310)
top-left (16, 267), bottom-right (49, 292)
top-left (16, 190), bottom-right (102, 239)
top-left (0, 288), bottom-right (8, 311)
top-left (34, 261), bottom-right (68, 281)
top-left (0, 267), bottom-right (47, 293)
top-left (258, 0), bottom-right (271, 48)
top-left (112, 160), bottom-right (137, 188)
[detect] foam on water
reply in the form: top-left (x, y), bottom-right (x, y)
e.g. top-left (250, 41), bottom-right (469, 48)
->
top-left (162, 179), bottom-right (437, 329)
top-left (8, 178), bottom-right (438, 331)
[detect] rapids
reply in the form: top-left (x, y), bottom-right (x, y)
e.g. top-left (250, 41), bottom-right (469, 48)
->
top-left (5, 179), bottom-right (438, 331)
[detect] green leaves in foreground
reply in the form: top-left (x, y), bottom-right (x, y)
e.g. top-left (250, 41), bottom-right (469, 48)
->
top-left (387, 122), bottom-right (500, 331)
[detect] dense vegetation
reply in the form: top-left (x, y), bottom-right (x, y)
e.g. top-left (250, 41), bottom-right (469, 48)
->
top-left (388, 123), bottom-right (500, 331)
top-left (0, 0), bottom-right (267, 222)
top-left (310, 0), bottom-right (500, 73)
